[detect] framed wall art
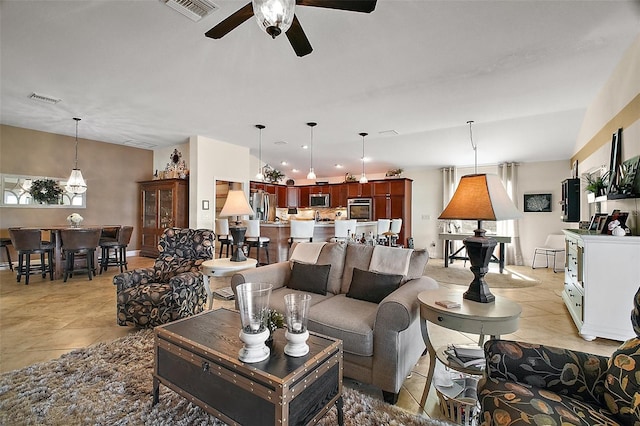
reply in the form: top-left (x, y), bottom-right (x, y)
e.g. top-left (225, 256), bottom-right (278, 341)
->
top-left (524, 193), bottom-right (552, 212)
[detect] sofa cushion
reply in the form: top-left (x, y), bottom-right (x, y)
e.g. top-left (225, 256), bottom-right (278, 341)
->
top-left (341, 244), bottom-right (374, 294)
top-left (287, 261), bottom-right (331, 295)
top-left (369, 245), bottom-right (413, 276)
top-left (604, 337), bottom-right (640, 424)
top-left (308, 294), bottom-right (377, 357)
top-left (347, 267), bottom-right (403, 304)
top-left (269, 287), bottom-right (333, 315)
top-left (403, 249), bottom-right (429, 283)
top-left (316, 242), bottom-right (346, 295)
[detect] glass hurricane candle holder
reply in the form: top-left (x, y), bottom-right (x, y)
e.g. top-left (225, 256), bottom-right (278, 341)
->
top-left (237, 282), bottom-right (273, 363)
top-left (284, 293), bottom-right (311, 357)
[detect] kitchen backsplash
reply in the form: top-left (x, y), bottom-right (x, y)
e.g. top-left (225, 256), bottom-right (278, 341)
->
top-left (276, 207), bottom-right (347, 222)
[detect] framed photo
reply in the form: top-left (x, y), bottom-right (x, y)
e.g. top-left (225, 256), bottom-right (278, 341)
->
top-left (589, 213), bottom-right (608, 231)
top-left (572, 160), bottom-right (578, 179)
top-left (523, 193), bottom-right (552, 212)
top-left (596, 215), bottom-right (609, 233)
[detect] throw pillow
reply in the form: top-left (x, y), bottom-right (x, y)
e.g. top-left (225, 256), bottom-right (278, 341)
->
top-left (604, 337), bottom-right (640, 425)
top-left (346, 267), bottom-right (403, 304)
top-left (287, 261), bottom-right (331, 295)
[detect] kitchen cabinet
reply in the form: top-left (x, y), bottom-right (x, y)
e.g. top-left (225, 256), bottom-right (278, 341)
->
top-left (562, 230), bottom-right (640, 341)
top-left (372, 178), bottom-right (412, 246)
top-left (345, 182), bottom-right (372, 197)
top-left (286, 187), bottom-right (299, 208)
top-left (139, 179), bottom-right (189, 258)
top-left (561, 178), bottom-right (580, 222)
top-left (298, 186), bottom-right (310, 208)
top-left (331, 184), bottom-right (347, 207)
top-left (276, 186), bottom-right (287, 208)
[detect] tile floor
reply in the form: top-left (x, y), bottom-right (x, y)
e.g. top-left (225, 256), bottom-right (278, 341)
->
top-left (0, 256), bottom-right (621, 422)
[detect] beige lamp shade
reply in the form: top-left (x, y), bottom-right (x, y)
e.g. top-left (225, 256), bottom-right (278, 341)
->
top-left (439, 174), bottom-right (521, 221)
top-left (219, 190), bottom-right (254, 218)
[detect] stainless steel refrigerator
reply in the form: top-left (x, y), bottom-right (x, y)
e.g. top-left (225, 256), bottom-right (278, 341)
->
top-left (250, 191), bottom-right (277, 222)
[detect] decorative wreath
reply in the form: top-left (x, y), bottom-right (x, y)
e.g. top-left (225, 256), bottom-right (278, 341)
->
top-left (29, 179), bottom-right (63, 204)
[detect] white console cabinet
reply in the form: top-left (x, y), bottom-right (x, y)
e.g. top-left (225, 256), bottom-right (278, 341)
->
top-left (562, 230), bottom-right (640, 341)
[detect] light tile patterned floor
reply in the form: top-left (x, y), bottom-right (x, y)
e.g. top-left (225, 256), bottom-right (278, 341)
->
top-left (0, 257), bottom-right (621, 421)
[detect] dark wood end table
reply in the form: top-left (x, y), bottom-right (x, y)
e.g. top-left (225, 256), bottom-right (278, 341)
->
top-left (153, 308), bottom-right (344, 426)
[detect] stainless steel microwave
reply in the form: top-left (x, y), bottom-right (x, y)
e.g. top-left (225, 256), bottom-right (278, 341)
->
top-left (309, 193), bottom-right (330, 207)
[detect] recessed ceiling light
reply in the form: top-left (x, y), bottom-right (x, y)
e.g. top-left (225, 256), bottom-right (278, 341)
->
top-left (334, 164), bottom-right (343, 168)
top-left (281, 161), bottom-right (288, 166)
top-left (291, 169), bottom-right (299, 173)
top-left (301, 145), bottom-right (308, 149)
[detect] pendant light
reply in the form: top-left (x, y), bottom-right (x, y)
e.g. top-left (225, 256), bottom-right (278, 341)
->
top-left (359, 132), bottom-right (368, 184)
top-left (65, 117), bottom-right (87, 194)
top-left (252, 0), bottom-right (295, 39)
top-left (255, 124), bottom-right (265, 181)
top-left (468, 120), bottom-right (477, 173)
top-left (306, 122), bottom-right (317, 180)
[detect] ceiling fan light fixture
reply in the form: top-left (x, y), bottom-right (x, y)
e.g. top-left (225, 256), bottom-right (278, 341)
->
top-left (252, 0), bottom-right (295, 39)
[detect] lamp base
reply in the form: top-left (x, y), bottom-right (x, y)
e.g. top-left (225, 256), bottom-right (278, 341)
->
top-left (229, 225), bottom-right (247, 262)
top-left (284, 330), bottom-right (309, 357)
top-left (462, 229), bottom-right (496, 303)
top-left (238, 328), bottom-right (270, 363)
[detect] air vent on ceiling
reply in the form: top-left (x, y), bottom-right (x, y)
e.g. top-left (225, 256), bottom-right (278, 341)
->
top-left (29, 92), bottom-right (62, 105)
top-left (163, 0), bottom-right (219, 22)
top-left (379, 129), bottom-right (399, 136)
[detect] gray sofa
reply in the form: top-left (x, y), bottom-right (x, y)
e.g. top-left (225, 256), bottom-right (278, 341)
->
top-left (230, 242), bottom-right (438, 404)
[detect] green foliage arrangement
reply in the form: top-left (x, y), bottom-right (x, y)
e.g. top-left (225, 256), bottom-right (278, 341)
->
top-left (263, 166), bottom-right (285, 184)
top-left (29, 179), bottom-right (63, 204)
top-left (263, 308), bottom-right (285, 336)
top-left (385, 168), bottom-right (404, 177)
top-left (583, 172), bottom-right (609, 196)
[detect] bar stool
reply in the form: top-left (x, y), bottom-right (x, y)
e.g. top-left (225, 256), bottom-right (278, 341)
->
top-left (245, 219), bottom-right (270, 266)
top-left (60, 228), bottom-right (101, 282)
top-left (288, 220), bottom-right (315, 246)
top-left (0, 237), bottom-right (13, 271)
top-left (389, 218), bottom-right (403, 246)
top-left (8, 228), bottom-right (54, 285)
top-left (100, 226), bottom-right (134, 273)
top-left (332, 219), bottom-right (357, 242)
top-left (215, 218), bottom-right (233, 258)
top-left (376, 219), bottom-right (391, 244)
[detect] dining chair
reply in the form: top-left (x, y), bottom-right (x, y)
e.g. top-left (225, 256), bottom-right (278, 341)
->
top-left (100, 226), bottom-right (134, 274)
top-left (215, 218), bottom-right (233, 258)
top-left (244, 219), bottom-right (270, 266)
top-left (0, 237), bottom-right (13, 271)
top-left (288, 220), bottom-right (315, 247)
top-left (60, 228), bottom-right (102, 282)
top-left (332, 219), bottom-right (357, 242)
top-left (8, 228), bottom-right (54, 285)
top-left (532, 234), bottom-right (566, 273)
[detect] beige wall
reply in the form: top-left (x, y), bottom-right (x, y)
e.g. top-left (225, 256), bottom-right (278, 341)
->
top-left (0, 125), bottom-right (153, 250)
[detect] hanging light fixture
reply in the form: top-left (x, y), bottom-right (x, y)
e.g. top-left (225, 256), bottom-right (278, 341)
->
top-left (306, 122), bottom-right (317, 180)
top-left (65, 117), bottom-right (87, 194)
top-left (359, 132), bottom-right (368, 183)
top-left (252, 0), bottom-right (295, 39)
top-left (255, 124), bottom-right (265, 181)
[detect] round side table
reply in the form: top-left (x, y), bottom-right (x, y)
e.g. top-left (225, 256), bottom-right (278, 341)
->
top-left (201, 258), bottom-right (258, 309)
top-left (417, 287), bottom-right (522, 409)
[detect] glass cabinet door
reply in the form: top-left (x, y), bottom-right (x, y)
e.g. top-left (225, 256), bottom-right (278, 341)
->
top-left (159, 188), bottom-right (174, 229)
top-left (143, 189), bottom-right (157, 228)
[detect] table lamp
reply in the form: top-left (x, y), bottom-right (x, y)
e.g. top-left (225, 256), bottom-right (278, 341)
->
top-left (438, 174), bottom-right (521, 303)
top-left (219, 189), bottom-right (255, 262)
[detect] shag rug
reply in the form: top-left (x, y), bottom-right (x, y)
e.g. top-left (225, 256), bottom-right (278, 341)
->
top-left (425, 259), bottom-right (540, 288)
top-left (0, 330), bottom-right (451, 426)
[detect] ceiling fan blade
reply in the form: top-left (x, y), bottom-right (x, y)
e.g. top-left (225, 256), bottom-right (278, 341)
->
top-left (285, 15), bottom-right (312, 57)
top-left (205, 2), bottom-right (254, 39)
top-left (296, 0), bottom-right (377, 13)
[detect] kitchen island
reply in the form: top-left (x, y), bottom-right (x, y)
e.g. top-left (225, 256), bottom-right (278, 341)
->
top-left (259, 221), bottom-right (377, 263)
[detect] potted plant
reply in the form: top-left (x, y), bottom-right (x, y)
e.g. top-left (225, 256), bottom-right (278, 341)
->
top-left (29, 178), bottom-right (63, 204)
top-left (583, 171), bottom-right (609, 200)
top-left (385, 168), bottom-right (404, 178)
top-left (263, 166), bottom-right (285, 184)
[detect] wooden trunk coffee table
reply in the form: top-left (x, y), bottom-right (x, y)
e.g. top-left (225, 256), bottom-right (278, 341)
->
top-left (153, 308), bottom-right (344, 426)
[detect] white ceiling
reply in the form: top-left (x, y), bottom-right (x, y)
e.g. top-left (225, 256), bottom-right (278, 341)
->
top-left (1, 0), bottom-right (639, 179)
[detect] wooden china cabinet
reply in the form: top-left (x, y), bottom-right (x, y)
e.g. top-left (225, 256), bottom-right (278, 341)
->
top-left (139, 178), bottom-right (189, 257)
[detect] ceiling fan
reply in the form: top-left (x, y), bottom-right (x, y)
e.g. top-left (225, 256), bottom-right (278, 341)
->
top-left (205, 0), bottom-right (377, 57)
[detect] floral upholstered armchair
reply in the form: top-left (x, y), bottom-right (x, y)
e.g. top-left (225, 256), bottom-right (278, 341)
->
top-left (113, 228), bottom-right (214, 328)
top-left (478, 287), bottom-right (640, 426)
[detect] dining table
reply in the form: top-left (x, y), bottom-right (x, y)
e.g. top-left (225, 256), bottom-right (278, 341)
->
top-left (23, 226), bottom-right (119, 280)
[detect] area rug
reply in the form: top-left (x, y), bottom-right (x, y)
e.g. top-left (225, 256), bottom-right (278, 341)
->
top-left (425, 259), bottom-right (540, 288)
top-left (0, 330), bottom-right (451, 426)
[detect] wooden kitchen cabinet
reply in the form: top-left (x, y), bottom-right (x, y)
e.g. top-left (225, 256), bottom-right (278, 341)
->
top-left (372, 178), bottom-right (412, 247)
top-left (139, 179), bottom-right (189, 257)
top-left (298, 186), bottom-right (310, 207)
top-left (276, 186), bottom-right (287, 208)
top-left (331, 184), bottom-right (347, 207)
top-left (345, 182), bottom-right (372, 197)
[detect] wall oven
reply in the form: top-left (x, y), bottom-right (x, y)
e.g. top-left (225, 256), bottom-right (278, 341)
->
top-left (347, 198), bottom-right (373, 221)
